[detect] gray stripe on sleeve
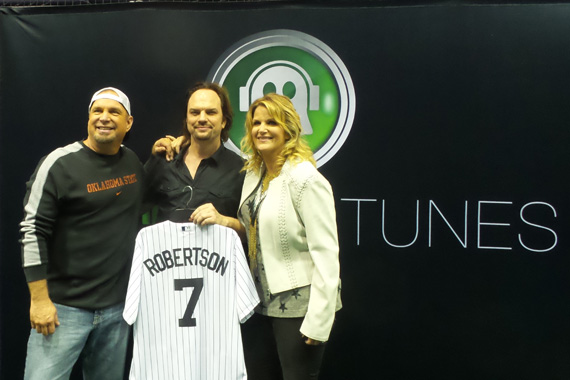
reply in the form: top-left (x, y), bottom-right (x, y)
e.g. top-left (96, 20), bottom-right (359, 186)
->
top-left (20, 142), bottom-right (83, 267)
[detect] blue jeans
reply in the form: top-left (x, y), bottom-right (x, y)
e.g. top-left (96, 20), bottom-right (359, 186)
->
top-left (24, 302), bottom-right (129, 380)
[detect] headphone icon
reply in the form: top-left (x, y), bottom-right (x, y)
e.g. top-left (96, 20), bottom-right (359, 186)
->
top-left (239, 60), bottom-right (320, 135)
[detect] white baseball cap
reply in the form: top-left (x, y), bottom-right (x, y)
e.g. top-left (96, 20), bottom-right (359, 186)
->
top-left (88, 87), bottom-right (131, 115)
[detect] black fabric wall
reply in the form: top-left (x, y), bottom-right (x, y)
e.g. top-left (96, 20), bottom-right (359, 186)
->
top-left (1, 3), bottom-right (570, 379)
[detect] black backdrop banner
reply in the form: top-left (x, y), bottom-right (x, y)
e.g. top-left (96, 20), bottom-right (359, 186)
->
top-left (2, 3), bottom-right (570, 379)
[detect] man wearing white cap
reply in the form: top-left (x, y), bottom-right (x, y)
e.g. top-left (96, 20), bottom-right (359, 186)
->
top-left (20, 87), bottom-right (144, 379)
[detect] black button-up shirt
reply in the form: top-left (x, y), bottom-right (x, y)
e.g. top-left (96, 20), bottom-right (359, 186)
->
top-left (145, 144), bottom-right (245, 223)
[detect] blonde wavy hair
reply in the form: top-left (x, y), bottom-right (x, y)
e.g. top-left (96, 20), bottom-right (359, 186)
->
top-left (241, 93), bottom-right (316, 174)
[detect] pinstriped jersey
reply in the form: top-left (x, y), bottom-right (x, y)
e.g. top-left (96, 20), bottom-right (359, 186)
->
top-left (123, 221), bottom-right (259, 380)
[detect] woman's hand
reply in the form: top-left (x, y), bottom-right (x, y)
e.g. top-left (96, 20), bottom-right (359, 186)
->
top-left (302, 334), bottom-right (323, 346)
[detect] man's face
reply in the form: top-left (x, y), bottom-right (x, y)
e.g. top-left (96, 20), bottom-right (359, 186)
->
top-left (87, 93), bottom-right (132, 147)
top-left (186, 89), bottom-right (226, 143)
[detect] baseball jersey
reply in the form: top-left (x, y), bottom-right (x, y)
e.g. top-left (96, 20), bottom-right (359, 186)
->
top-left (123, 221), bottom-right (259, 380)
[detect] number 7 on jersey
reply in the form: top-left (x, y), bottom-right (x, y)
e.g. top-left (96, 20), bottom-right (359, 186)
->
top-left (174, 278), bottom-right (204, 327)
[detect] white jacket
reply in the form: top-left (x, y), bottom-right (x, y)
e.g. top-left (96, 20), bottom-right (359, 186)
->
top-left (239, 160), bottom-right (341, 341)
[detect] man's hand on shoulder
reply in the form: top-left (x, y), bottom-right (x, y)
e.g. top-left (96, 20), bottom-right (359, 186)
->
top-left (151, 135), bottom-right (185, 162)
top-left (151, 135), bottom-right (175, 161)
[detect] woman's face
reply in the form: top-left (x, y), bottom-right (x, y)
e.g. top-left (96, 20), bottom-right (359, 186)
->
top-left (251, 105), bottom-right (287, 161)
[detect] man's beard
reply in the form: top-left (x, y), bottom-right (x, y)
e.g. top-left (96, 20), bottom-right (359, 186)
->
top-left (191, 126), bottom-right (215, 141)
top-left (93, 133), bottom-right (116, 144)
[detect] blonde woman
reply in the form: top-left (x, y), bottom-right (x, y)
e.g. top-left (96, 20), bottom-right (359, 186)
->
top-left (238, 93), bottom-right (342, 380)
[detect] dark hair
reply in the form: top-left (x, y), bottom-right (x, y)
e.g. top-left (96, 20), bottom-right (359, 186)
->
top-left (180, 82), bottom-right (233, 148)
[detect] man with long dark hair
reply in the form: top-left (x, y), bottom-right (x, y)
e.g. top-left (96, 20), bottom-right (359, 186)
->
top-left (146, 82), bottom-right (245, 236)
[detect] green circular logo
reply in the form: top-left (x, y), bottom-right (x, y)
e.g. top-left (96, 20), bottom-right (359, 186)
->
top-left (208, 30), bottom-right (355, 167)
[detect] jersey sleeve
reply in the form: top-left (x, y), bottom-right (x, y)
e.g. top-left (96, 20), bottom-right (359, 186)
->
top-left (123, 230), bottom-right (145, 325)
top-left (20, 156), bottom-right (63, 282)
top-left (233, 233), bottom-right (259, 324)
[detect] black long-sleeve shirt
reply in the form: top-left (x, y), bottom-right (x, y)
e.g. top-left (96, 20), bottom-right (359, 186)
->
top-left (20, 141), bottom-right (144, 309)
